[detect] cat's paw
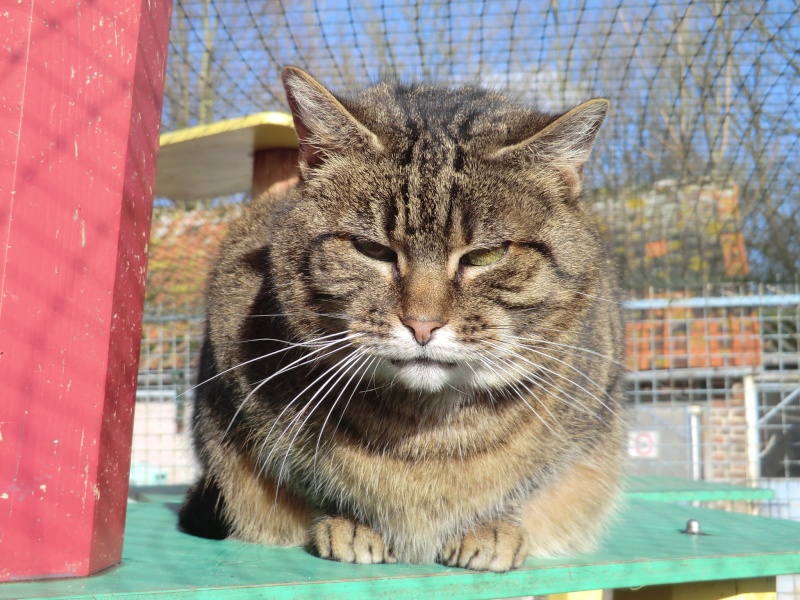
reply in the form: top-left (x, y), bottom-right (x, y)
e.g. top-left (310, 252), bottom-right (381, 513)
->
top-left (440, 522), bottom-right (529, 572)
top-left (312, 516), bottom-right (397, 564)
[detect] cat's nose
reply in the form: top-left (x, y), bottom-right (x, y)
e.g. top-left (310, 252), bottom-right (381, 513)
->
top-left (400, 317), bottom-right (445, 346)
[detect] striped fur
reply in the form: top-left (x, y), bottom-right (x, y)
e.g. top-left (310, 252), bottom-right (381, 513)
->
top-left (181, 67), bottom-right (626, 572)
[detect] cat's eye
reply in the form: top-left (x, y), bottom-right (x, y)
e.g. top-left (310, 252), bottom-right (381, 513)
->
top-left (460, 243), bottom-right (509, 267)
top-left (352, 238), bottom-right (397, 262)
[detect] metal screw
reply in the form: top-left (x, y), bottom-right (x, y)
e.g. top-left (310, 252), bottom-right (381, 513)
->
top-left (684, 519), bottom-right (702, 535)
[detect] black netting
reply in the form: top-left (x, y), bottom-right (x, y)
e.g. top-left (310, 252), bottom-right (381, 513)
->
top-left (161, 0), bottom-right (800, 286)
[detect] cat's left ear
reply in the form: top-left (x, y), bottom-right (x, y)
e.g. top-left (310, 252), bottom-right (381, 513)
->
top-left (282, 66), bottom-right (383, 170)
top-left (492, 99), bottom-right (609, 197)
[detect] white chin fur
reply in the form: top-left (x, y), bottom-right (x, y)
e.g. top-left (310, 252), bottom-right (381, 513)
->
top-left (376, 326), bottom-right (516, 393)
top-left (390, 362), bottom-right (461, 392)
top-left (383, 360), bottom-right (514, 393)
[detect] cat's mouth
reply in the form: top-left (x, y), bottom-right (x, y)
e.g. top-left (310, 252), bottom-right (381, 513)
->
top-left (390, 358), bottom-right (458, 369)
top-left (381, 356), bottom-right (467, 392)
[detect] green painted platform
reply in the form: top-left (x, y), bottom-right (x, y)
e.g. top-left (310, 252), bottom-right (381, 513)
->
top-left (127, 476), bottom-right (776, 506)
top-left (3, 499), bottom-right (800, 599)
top-left (625, 476), bottom-right (776, 502)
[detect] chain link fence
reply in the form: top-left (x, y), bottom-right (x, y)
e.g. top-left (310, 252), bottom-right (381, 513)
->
top-left (138, 1), bottom-right (800, 595)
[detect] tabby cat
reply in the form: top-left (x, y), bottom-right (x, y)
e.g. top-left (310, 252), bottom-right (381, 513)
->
top-left (179, 66), bottom-right (626, 572)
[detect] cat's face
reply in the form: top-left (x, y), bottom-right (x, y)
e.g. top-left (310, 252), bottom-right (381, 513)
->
top-left (270, 68), bottom-right (609, 395)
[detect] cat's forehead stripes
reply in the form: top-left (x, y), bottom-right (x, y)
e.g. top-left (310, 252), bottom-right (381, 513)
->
top-left (382, 90), bottom-right (486, 254)
top-left (401, 135), bottom-right (457, 237)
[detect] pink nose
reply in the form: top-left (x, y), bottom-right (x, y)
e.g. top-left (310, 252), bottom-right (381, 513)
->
top-left (400, 317), bottom-right (445, 346)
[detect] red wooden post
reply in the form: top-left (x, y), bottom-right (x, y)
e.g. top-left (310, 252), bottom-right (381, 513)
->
top-left (0, 0), bottom-right (172, 581)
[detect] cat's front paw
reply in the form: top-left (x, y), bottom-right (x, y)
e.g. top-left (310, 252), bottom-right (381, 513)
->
top-left (440, 522), bottom-right (529, 572)
top-left (313, 516), bottom-right (397, 565)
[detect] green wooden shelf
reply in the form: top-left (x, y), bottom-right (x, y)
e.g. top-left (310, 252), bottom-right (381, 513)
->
top-left (3, 499), bottom-right (799, 599)
top-left (624, 476), bottom-right (775, 502)
top-left (128, 476), bottom-right (776, 506)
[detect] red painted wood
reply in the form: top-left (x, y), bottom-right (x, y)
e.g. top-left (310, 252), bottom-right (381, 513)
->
top-left (0, 0), bottom-right (172, 581)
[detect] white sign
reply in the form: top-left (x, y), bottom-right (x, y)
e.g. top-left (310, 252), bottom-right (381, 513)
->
top-left (628, 430), bottom-right (660, 459)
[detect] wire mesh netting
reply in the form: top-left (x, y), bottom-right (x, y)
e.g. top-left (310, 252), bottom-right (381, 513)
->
top-left (136, 1), bottom-right (800, 593)
top-left (161, 0), bottom-right (800, 286)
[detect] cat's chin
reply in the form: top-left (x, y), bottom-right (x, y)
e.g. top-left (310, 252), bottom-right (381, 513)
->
top-left (385, 359), bottom-right (463, 393)
top-left (376, 356), bottom-right (514, 394)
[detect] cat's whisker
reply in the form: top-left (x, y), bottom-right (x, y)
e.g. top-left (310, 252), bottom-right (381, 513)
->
top-left (253, 343), bottom-right (358, 457)
top-left (239, 330), bottom-right (359, 347)
top-left (455, 359), bottom-right (485, 401)
top-left (486, 341), bottom-right (621, 421)
top-left (478, 356), bottom-right (591, 414)
top-left (183, 330), bottom-right (359, 402)
top-left (513, 385), bottom-right (568, 442)
top-left (224, 335), bottom-right (359, 438)
top-left (239, 338), bottom-right (352, 348)
top-left (272, 348), bottom-right (367, 493)
top-left (525, 358), bottom-right (617, 421)
top-left (313, 353), bottom-right (378, 483)
top-left (256, 344), bottom-right (363, 481)
top-left (506, 334), bottom-right (624, 367)
top-left (472, 351), bottom-right (518, 389)
top-left (246, 309), bottom-right (355, 322)
top-left (494, 351), bottom-right (600, 420)
top-left (476, 352), bottom-right (568, 442)
top-left (573, 290), bottom-right (623, 306)
top-left (484, 350), bottom-right (600, 419)
top-left (476, 322), bottom-right (619, 367)
top-left (177, 340), bottom-right (307, 401)
top-left (489, 338), bottom-right (608, 395)
top-left (239, 334), bottom-right (357, 397)
top-left (277, 349), bottom-right (367, 446)
top-left (508, 341), bottom-right (621, 405)
top-left (358, 356), bottom-right (391, 393)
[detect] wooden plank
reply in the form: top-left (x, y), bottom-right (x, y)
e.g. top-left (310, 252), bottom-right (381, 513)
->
top-left (154, 112), bottom-right (299, 201)
top-left (252, 148), bottom-right (300, 198)
top-left (0, 0), bottom-right (171, 581)
top-left (548, 591), bottom-right (604, 600)
top-left (3, 500), bottom-right (799, 598)
top-left (616, 577), bottom-right (776, 600)
top-left (625, 476), bottom-right (775, 502)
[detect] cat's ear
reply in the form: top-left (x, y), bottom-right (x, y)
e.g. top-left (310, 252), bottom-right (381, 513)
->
top-left (492, 99), bottom-right (609, 197)
top-left (282, 66), bottom-right (383, 170)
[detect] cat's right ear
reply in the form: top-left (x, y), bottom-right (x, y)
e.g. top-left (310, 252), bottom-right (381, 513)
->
top-left (490, 99), bottom-right (609, 199)
top-left (282, 66), bottom-right (383, 170)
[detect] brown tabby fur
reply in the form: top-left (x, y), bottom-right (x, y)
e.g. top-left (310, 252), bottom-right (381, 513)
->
top-left (180, 66), bottom-right (626, 572)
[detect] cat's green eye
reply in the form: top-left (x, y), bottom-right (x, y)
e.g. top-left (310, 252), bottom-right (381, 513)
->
top-left (460, 244), bottom-right (509, 267)
top-left (352, 239), bottom-right (397, 262)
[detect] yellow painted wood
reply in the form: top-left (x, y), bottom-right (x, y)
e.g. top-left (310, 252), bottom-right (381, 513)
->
top-left (616, 577), bottom-right (776, 600)
top-left (548, 589), bottom-right (604, 600)
top-left (155, 112), bottom-right (298, 201)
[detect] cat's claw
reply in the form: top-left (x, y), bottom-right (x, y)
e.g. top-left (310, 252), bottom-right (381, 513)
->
top-left (313, 516), bottom-right (397, 564)
top-left (440, 522), bottom-right (529, 572)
